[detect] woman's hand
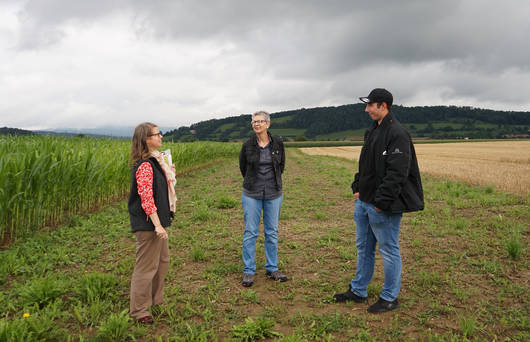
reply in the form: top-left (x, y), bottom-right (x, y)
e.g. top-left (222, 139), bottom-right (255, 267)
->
top-left (154, 226), bottom-right (168, 240)
top-left (171, 164), bottom-right (176, 174)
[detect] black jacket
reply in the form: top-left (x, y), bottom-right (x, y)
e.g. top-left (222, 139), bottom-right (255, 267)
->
top-left (239, 133), bottom-right (285, 191)
top-left (128, 157), bottom-right (172, 232)
top-left (352, 113), bottom-right (424, 213)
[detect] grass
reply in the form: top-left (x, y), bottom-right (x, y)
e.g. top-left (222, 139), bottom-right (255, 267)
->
top-left (0, 149), bottom-right (528, 340)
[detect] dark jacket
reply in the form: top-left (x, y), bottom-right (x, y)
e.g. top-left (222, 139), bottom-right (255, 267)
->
top-left (128, 157), bottom-right (172, 232)
top-left (239, 133), bottom-right (285, 191)
top-left (352, 113), bottom-right (424, 214)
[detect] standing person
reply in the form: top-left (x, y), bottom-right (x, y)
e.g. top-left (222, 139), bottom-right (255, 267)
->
top-left (128, 122), bottom-right (177, 324)
top-left (333, 89), bottom-right (424, 313)
top-left (239, 111), bottom-right (287, 287)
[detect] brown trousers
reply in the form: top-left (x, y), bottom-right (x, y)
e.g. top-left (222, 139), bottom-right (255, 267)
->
top-left (130, 230), bottom-right (170, 319)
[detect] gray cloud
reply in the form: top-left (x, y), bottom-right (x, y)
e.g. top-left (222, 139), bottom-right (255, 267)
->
top-left (1, 0), bottom-right (529, 130)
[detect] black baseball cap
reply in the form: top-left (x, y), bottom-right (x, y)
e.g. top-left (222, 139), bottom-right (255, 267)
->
top-left (359, 88), bottom-right (393, 107)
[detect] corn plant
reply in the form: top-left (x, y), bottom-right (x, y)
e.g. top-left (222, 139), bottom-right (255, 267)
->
top-left (0, 135), bottom-right (239, 241)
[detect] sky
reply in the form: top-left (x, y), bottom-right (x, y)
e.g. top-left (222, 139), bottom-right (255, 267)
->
top-left (1, 0), bottom-right (529, 131)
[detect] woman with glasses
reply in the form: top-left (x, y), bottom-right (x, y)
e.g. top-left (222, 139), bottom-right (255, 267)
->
top-left (239, 111), bottom-right (287, 287)
top-left (128, 122), bottom-right (176, 324)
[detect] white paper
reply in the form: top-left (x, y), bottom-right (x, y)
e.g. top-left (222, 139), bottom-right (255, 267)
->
top-left (161, 149), bottom-right (172, 166)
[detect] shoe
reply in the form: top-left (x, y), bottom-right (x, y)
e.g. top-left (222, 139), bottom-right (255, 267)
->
top-left (242, 273), bottom-right (254, 287)
top-left (367, 298), bottom-right (399, 313)
top-left (333, 286), bottom-right (367, 303)
top-left (266, 270), bottom-right (288, 282)
top-left (137, 315), bottom-right (154, 324)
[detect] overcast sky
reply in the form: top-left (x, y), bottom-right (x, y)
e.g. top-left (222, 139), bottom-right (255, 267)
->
top-left (1, 0), bottom-right (529, 130)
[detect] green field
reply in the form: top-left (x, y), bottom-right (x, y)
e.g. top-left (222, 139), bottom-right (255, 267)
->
top-left (268, 128), bottom-right (306, 138)
top-left (315, 129), bottom-right (366, 140)
top-left (1, 146), bottom-right (528, 341)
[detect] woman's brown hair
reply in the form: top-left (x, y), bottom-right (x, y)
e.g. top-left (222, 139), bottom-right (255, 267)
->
top-left (131, 122), bottom-right (157, 166)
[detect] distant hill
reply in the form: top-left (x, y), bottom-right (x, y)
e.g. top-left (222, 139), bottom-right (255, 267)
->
top-left (0, 127), bottom-right (34, 135)
top-left (0, 127), bottom-right (124, 139)
top-left (36, 126), bottom-right (175, 138)
top-left (164, 104), bottom-right (530, 141)
top-left (1, 126), bottom-right (175, 139)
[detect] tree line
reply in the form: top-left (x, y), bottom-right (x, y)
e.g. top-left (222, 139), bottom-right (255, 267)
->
top-left (164, 104), bottom-right (530, 141)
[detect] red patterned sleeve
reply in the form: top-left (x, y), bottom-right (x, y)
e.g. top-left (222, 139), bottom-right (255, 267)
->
top-left (136, 162), bottom-right (157, 216)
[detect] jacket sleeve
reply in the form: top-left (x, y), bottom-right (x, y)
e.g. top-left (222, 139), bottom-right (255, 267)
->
top-left (239, 143), bottom-right (247, 177)
top-left (352, 129), bottom-right (369, 194)
top-left (351, 172), bottom-right (360, 193)
top-left (279, 139), bottom-right (285, 174)
top-left (374, 130), bottom-right (411, 211)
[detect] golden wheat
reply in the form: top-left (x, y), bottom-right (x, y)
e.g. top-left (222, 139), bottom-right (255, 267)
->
top-left (300, 141), bottom-right (530, 195)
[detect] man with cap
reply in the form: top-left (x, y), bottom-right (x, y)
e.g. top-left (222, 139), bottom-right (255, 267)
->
top-left (333, 88), bottom-right (424, 313)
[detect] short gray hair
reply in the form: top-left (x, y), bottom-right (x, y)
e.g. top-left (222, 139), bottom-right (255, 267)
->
top-left (252, 111), bottom-right (270, 122)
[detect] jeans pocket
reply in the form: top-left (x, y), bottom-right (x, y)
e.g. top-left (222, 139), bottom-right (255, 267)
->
top-left (368, 206), bottom-right (388, 224)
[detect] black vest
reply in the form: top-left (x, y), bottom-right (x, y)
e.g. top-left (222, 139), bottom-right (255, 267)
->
top-left (128, 157), bottom-right (172, 232)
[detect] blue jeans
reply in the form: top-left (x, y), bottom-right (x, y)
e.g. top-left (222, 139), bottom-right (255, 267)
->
top-left (241, 193), bottom-right (283, 275)
top-left (350, 199), bottom-right (402, 301)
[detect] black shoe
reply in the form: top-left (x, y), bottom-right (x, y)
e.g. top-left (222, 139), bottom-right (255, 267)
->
top-left (266, 270), bottom-right (288, 282)
top-left (242, 274), bottom-right (254, 287)
top-left (333, 286), bottom-right (367, 303)
top-left (367, 298), bottom-right (399, 313)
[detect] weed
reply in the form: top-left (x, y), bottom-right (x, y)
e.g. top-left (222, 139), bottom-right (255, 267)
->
top-left (0, 313), bottom-right (65, 342)
top-left (192, 204), bottom-right (216, 221)
top-left (214, 194), bottom-right (239, 209)
top-left (73, 299), bottom-right (113, 327)
top-left (241, 289), bottom-right (259, 304)
top-left (367, 283), bottom-right (380, 298)
top-left (95, 310), bottom-right (132, 342)
top-left (0, 319), bottom-right (33, 342)
top-left (191, 245), bottom-right (208, 262)
top-left (416, 271), bottom-right (443, 291)
top-left (506, 234), bottom-right (522, 260)
top-left (230, 317), bottom-right (282, 341)
top-left (170, 322), bottom-right (217, 341)
top-left (16, 277), bottom-right (65, 309)
top-left (291, 312), bottom-right (356, 340)
top-left (75, 272), bottom-right (120, 303)
top-left (459, 315), bottom-right (476, 338)
top-left (314, 211), bottom-right (328, 220)
top-left (349, 328), bottom-right (377, 341)
top-left (336, 246), bottom-right (355, 260)
top-left (277, 334), bottom-right (309, 342)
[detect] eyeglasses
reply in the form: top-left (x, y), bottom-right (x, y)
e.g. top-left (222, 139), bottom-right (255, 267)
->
top-left (148, 132), bottom-right (163, 137)
top-left (251, 120), bottom-right (268, 125)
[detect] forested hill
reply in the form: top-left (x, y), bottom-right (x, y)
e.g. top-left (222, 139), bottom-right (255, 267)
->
top-left (0, 127), bottom-right (34, 135)
top-left (165, 104), bottom-right (530, 141)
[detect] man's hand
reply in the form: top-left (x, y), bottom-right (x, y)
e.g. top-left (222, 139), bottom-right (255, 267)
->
top-left (354, 192), bottom-right (360, 200)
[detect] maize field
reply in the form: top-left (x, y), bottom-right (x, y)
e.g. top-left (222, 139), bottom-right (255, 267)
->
top-left (0, 135), bottom-right (239, 242)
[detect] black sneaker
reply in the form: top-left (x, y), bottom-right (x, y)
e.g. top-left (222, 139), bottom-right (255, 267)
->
top-left (367, 298), bottom-right (399, 313)
top-left (242, 274), bottom-right (254, 287)
top-left (333, 286), bottom-right (367, 303)
top-left (266, 270), bottom-right (288, 282)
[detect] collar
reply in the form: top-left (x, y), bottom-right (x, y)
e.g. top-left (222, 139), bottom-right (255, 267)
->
top-left (370, 111), bottom-right (393, 130)
top-left (252, 131), bottom-right (274, 146)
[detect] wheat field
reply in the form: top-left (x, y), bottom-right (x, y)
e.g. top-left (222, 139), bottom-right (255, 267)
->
top-left (300, 141), bottom-right (530, 195)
